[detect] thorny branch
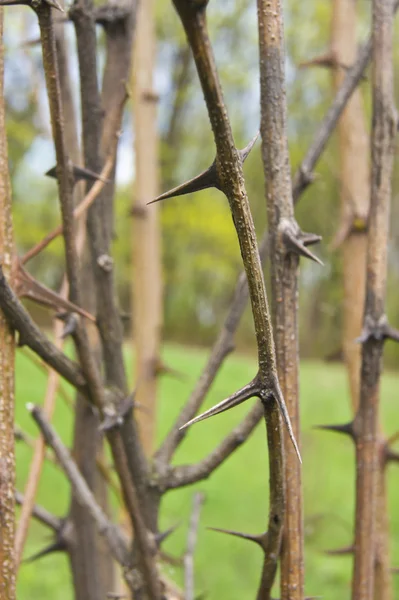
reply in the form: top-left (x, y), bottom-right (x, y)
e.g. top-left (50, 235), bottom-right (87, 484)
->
top-left (28, 406), bottom-right (133, 576)
top-left (155, 1), bottom-right (395, 478)
top-left (352, 1), bottom-right (396, 599)
top-left (257, 1), bottom-right (311, 598)
top-left (161, 2), bottom-right (293, 597)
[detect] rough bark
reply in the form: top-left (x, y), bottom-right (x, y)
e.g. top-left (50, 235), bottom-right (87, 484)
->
top-left (330, 3), bottom-right (392, 599)
top-left (165, 3), bottom-right (296, 597)
top-left (132, 0), bottom-right (162, 456)
top-left (330, 0), bottom-right (369, 408)
top-left (257, 1), bottom-right (305, 598)
top-left (352, 1), bottom-right (396, 598)
top-left (0, 10), bottom-right (16, 599)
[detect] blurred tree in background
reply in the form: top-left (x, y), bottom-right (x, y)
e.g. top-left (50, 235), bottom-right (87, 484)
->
top-left (3, 0), bottom-right (399, 361)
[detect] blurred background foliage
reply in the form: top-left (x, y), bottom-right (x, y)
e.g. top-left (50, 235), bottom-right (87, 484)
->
top-left (3, 0), bottom-right (399, 363)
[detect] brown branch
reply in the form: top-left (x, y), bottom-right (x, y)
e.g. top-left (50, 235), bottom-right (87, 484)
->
top-left (184, 492), bottom-right (205, 600)
top-left (352, 1), bottom-right (396, 599)
top-left (169, 2), bottom-right (298, 454)
top-left (13, 259), bottom-right (94, 321)
top-left (27, 406), bottom-right (132, 570)
top-left (257, 2), bottom-right (307, 597)
top-left (70, 0), bottom-right (151, 531)
top-left (18, 348), bottom-right (74, 408)
top-left (0, 266), bottom-right (86, 390)
top-left (21, 151), bottom-right (116, 266)
top-left (0, 10), bottom-right (16, 598)
top-left (14, 311), bottom-right (65, 568)
top-left (165, 403), bottom-right (262, 490)
top-left (292, 0), bottom-right (399, 202)
top-left (156, 0), bottom-right (392, 474)
top-left (15, 491), bottom-right (62, 532)
top-left (164, 6), bottom-right (294, 599)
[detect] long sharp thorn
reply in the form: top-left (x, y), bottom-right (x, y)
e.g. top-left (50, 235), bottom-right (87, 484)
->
top-left (315, 422), bottom-right (354, 438)
top-left (23, 539), bottom-right (66, 563)
top-left (179, 380), bottom-right (258, 431)
top-left (155, 522), bottom-right (180, 547)
top-left (148, 163), bottom-right (219, 205)
top-left (15, 262), bottom-right (95, 322)
top-left (239, 131), bottom-right (259, 162)
top-left (148, 134), bottom-right (258, 206)
top-left (288, 236), bottom-right (323, 266)
top-left (46, 164), bottom-right (109, 184)
top-left (208, 527), bottom-right (267, 550)
top-left (274, 388), bottom-right (302, 463)
top-left (43, 0), bottom-right (64, 11)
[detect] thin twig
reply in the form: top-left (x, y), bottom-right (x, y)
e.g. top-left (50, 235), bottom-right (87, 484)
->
top-left (15, 307), bottom-right (66, 567)
top-left (292, 0), bottom-right (399, 202)
top-left (27, 405), bottom-right (132, 570)
top-left (15, 491), bottom-right (62, 532)
top-left (184, 492), bottom-right (205, 600)
top-left (21, 150), bottom-right (116, 265)
top-left (0, 267), bottom-right (86, 389)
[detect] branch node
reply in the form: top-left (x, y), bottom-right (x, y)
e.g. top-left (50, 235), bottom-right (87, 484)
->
top-left (280, 218), bottom-right (323, 265)
top-left (99, 391), bottom-right (135, 432)
top-left (148, 134), bottom-right (258, 205)
top-left (97, 254), bottom-right (113, 273)
top-left (356, 314), bottom-right (399, 344)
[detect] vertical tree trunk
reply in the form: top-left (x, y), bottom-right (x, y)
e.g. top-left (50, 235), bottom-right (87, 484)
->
top-left (352, 1), bottom-right (395, 598)
top-left (0, 9), bottom-right (16, 599)
top-left (57, 18), bottom-right (114, 599)
top-left (331, 3), bottom-right (392, 598)
top-left (257, 1), bottom-right (306, 598)
top-left (132, 0), bottom-right (162, 456)
top-left (330, 0), bottom-right (369, 408)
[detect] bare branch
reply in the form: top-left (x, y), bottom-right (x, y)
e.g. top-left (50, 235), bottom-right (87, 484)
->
top-left (13, 259), bottom-right (95, 321)
top-left (352, 1), bottom-right (397, 597)
top-left (27, 406), bottom-right (134, 573)
top-left (155, 0), bottom-right (399, 477)
top-left (21, 149), bottom-right (117, 266)
top-left (165, 403), bottom-right (261, 489)
top-left (0, 12), bottom-right (16, 596)
top-left (184, 492), bottom-right (205, 600)
top-left (15, 491), bottom-right (62, 532)
top-left (0, 266), bottom-right (85, 390)
top-left (292, 0), bottom-right (399, 202)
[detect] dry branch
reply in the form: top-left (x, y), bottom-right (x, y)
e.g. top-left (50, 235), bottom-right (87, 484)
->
top-left (28, 406), bottom-right (132, 571)
top-left (155, 0), bottom-right (393, 479)
top-left (352, 1), bottom-right (396, 599)
top-left (0, 10), bottom-right (16, 598)
top-left (163, 3), bottom-right (295, 597)
top-left (257, 1), bottom-right (310, 597)
top-left (15, 491), bottom-right (61, 532)
top-left (184, 492), bottom-right (205, 600)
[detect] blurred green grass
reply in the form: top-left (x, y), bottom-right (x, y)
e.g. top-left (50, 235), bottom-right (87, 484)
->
top-left (15, 344), bottom-right (399, 599)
